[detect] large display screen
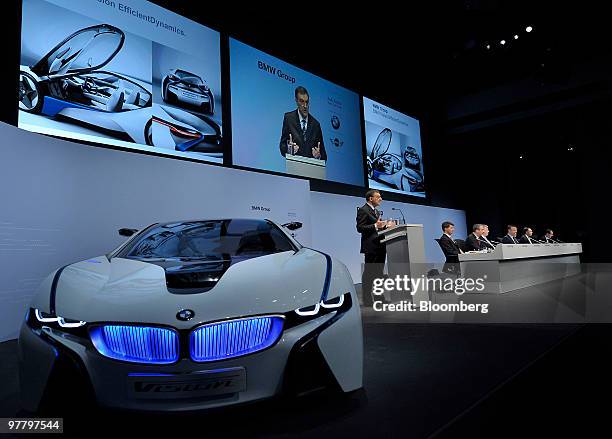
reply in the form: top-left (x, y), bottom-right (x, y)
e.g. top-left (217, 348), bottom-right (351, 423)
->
top-left (229, 39), bottom-right (364, 186)
top-left (363, 97), bottom-right (425, 197)
top-left (18, 0), bottom-right (223, 163)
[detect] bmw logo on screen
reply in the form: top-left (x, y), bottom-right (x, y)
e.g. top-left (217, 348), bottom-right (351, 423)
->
top-left (331, 115), bottom-right (341, 130)
top-left (177, 309), bottom-right (195, 321)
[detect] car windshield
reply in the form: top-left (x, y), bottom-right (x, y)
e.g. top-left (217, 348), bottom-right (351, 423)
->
top-left (175, 70), bottom-right (203, 84)
top-left (117, 219), bottom-right (296, 260)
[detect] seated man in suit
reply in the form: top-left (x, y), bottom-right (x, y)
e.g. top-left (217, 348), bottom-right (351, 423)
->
top-left (279, 86), bottom-right (326, 161)
top-left (479, 224), bottom-right (496, 249)
top-left (501, 225), bottom-right (520, 244)
top-left (438, 221), bottom-right (463, 263)
top-left (465, 224), bottom-right (485, 251)
top-left (541, 229), bottom-right (556, 243)
top-left (356, 190), bottom-right (394, 306)
top-left (519, 227), bottom-right (536, 244)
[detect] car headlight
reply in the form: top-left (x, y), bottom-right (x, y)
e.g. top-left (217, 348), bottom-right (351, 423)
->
top-left (28, 308), bottom-right (87, 335)
top-left (285, 293), bottom-right (352, 329)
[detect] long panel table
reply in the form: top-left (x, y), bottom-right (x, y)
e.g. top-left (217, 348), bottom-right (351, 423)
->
top-left (458, 243), bottom-right (582, 294)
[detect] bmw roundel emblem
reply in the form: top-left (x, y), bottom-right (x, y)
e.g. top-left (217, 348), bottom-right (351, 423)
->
top-left (331, 115), bottom-right (341, 130)
top-left (177, 309), bottom-right (195, 321)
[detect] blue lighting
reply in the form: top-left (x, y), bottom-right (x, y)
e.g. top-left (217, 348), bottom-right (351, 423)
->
top-left (190, 316), bottom-right (284, 362)
top-left (41, 96), bottom-right (102, 117)
top-left (90, 325), bottom-right (179, 364)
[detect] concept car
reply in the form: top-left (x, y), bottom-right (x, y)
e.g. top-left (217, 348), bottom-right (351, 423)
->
top-left (19, 219), bottom-right (363, 412)
top-left (367, 128), bottom-right (425, 193)
top-left (18, 24), bottom-right (222, 154)
top-left (162, 69), bottom-right (215, 114)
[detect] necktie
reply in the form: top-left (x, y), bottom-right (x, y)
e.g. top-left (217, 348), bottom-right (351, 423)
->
top-left (301, 119), bottom-right (307, 141)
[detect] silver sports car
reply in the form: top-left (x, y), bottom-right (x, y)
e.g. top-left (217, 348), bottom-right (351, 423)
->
top-left (19, 219), bottom-right (363, 412)
top-left (162, 69), bottom-right (215, 115)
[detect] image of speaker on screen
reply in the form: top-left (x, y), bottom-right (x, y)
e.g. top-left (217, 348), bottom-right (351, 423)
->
top-left (279, 86), bottom-right (327, 161)
top-left (367, 127), bottom-right (425, 193)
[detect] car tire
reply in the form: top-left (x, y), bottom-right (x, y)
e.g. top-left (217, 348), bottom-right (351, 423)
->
top-left (207, 92), bottom-right (215, 115)
top-left (144, 118), bottom-right (153, 146)
top-left (19, 71), bottom-right (43, 113)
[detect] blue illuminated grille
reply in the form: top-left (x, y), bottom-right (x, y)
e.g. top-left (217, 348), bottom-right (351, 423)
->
top-left (90, 325), bottom-right (179, 364)
top-left (190, 316), bottom-right (284, 362)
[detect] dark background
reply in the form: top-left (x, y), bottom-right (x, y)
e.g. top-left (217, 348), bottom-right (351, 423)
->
top-left (3, 0), bottom-right (611, 261)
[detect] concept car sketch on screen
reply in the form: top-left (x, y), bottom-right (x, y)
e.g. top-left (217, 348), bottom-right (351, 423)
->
top-left (19, 219), bottom-right (363, 412)
top-left (367, 128), bottom-right (425, 193)
top-left (18, 24), bottom-right (222, 154)
top-left (162, 69), bottom-right (215, 114)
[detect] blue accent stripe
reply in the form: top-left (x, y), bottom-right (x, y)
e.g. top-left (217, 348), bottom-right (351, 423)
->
top-left (175, 134), bottom-right (204, 152)
top-left (190, 316), bottom-right (284, 362)
top-left (41, 96), bottom-right (103, 117)
top-left (304, 248), bottom-right (333, 301)
top-left (90, 325), bottom-right (179, 364)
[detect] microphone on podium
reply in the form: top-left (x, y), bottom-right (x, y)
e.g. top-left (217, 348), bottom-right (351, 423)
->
top-left (391, 207), bottom-right (406, 224)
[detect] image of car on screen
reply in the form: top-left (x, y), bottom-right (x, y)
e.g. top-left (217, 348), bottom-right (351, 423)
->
top-left (19, 24), bottom-right (222, 155)
top-left (19, 24), bottom-right (151, 128)
top-left (367, 128), bottom-right (425, 193)
top-left (149, 104), bottom-right (222, 154)
top-left (162, 69), bottom-right (215, 114)
top-left (18, 219), bottom-right (363, 412)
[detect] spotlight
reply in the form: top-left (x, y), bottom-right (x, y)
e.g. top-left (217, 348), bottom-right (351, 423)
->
top-left (500, 39), bottom-right (506, 45)
top-left (514, 34), bottom-right (519, 40)
top-left (486, 44), bottom-right (491, 50)
top-left (526, 26), bottom-right (533, 33)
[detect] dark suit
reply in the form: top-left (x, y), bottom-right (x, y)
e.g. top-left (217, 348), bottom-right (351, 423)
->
top-left (465, 233), bottom-right (482, 251)
top-left (519, 235), bottom-right (534, 244)
top-left (502, 235), bottom-right (519, 244)
top-left (279, 110), bottom-right (327, 160)
top-left (438, 234), bottom-right (461, 263)
top-left (541, 236), bottom-right (554, 243)
top-left (356, 203), bottom-right (386, 306)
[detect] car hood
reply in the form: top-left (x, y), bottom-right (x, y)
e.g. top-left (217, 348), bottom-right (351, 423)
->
top-left (42, 248), bottom-right (329, 329)
top-left (32, 24), bottom-right (124, 77)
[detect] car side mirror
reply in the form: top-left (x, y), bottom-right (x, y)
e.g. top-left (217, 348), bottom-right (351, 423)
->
top-left (118, 228), bottom-right (138, 237)
top-left (282, 222), bottom-right (303, 231)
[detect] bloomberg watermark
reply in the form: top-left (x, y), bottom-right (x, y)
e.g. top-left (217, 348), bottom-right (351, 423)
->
top-left (371, 275), bottom-right (489, 314)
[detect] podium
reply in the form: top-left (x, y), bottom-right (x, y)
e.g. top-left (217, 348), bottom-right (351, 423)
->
top-left (286, 154), bottom-right (326, 179)
top-left (378, 224), bottom-right (427, 301)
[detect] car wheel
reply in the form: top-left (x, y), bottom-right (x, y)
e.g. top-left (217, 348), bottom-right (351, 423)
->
top-left (207, 92), bottom-right (215, 115)
top-left (168, 91), bottom-right (178, 105)
top-left (19, 71), bottom-right (43, 113)
top-left (144, 118), bottom-right (153, 146)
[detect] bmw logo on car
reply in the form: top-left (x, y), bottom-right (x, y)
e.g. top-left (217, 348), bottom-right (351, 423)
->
top-left (177, 309), bottom-right (195, 321)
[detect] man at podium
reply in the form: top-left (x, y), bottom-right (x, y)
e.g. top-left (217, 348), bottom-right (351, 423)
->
top-left (279, 86), bottom-right (327, 161)
top-left (356, 190), bottom-right (394, 306)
